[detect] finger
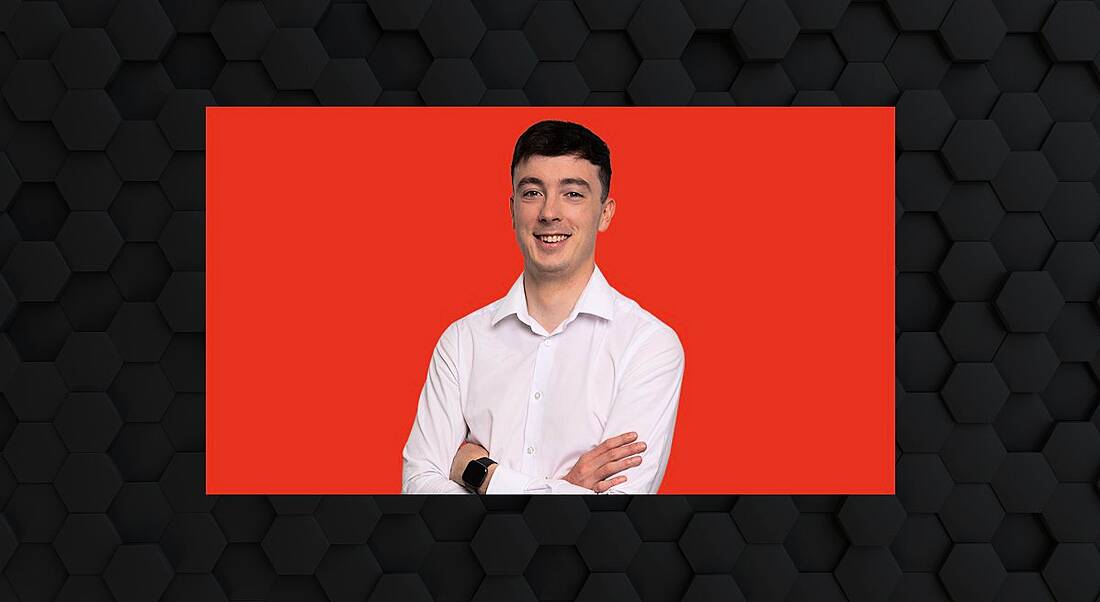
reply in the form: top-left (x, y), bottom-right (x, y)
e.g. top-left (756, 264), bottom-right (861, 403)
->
top-left (596, 454), bottom-right (643, 481)
top-left (594, 475), bottom-right (627, 493)
top-left (598, 431), bottom-right (637, 454)
top-left (594, 441), bottom-right (646, 466)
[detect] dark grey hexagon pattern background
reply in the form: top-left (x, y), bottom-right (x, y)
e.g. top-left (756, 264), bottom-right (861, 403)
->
top-left (1, 0), bottom-right (1100, 600)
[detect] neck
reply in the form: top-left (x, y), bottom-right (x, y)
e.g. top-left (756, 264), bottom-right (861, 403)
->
top-left (523, 262), bottom-right (595, 333)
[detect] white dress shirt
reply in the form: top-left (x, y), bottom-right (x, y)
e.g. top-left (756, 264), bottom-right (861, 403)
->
top-left (401, 264), bottom-right (685, 494)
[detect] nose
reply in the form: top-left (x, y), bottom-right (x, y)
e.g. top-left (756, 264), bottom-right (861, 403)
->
top-left (537, 194), bottom-right (562, 223)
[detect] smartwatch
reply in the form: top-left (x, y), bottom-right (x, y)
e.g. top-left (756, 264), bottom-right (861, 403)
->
top-left (462, 457), bottom-right (497, 491)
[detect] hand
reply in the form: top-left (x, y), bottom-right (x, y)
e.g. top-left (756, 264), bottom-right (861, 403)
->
top-left (562, 432), bottom-right (646, 493)
top-left (450, 441), bottom-right (494, 493)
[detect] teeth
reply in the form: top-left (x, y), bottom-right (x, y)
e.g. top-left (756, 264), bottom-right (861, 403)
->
top-left (539, 235), bottom-right (568, 243)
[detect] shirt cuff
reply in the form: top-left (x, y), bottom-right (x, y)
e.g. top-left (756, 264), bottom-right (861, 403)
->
top-left (485, 464), bottom-right (544, 494)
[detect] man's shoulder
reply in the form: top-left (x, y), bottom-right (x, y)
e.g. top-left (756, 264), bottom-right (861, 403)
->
top-left (609, 291), bottom-right (683, 353)
top-left (441, 296), bottom-right (507, 338)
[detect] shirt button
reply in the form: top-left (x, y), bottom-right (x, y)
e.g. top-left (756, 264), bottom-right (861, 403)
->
top-left (527, 446), bottom-right (535, 454)
top-left (543, 338), bottom-right (551, 346)
top-left (533, 391), bottom-right (541, 400)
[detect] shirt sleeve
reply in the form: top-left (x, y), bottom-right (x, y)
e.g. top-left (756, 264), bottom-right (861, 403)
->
top-left (485, 325), bottom-right (685, 495)
top-left (402, 322), bottom-right (474, 494)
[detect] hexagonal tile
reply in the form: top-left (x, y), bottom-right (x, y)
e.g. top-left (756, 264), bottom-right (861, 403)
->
top-left (577, 512), bottom-right (640, 571)
top-left (835, 547), bottom-right (900, 602)
top-left (1042, 421), bottom-right (1100, 481)
top-left (992, 152), bottom-right (1056, 212)
top-left (260, 515), bottom-right (329, 575)
top-left (1042, 544), bottom-right (1100, 601)
top-left (941, 424), bottom-right (1007, 482)
top-left (212, 496), bottom-right (275, 543)
top-left (157, 90), bottom-right (215, 152)
top-left (990, 453), bottom-right (1056, 512)
top-left (523, 1), bottom-right (587, 61)
top-left (317, 544), bottom-right (382, 602)
top-left (107, 0), bottom-right (175, 61)
top-left (5, 483), bottom-right (67, 542)
top-left (419, 0), bottom-right (485, 58)
top-left (519, 496), bottom-right (587, 546)
top-left (896, 152), bottom-right (953, 212)
top-left (886, 33), bottom-right (952, 91)
top-left (210, 1), bottom-right (275, 60)
top-left (53, 392), bottom-right (122, 452)
top-left (51, 29), bottom-right (120, 89)
top-left (367, 514), bottom-right (433, 572)
top-left (940, 0), bottom-right (1007, 60)
top-left (996, 393), bottom-right (1054, 451)
top-left (106, 121), bottom-right (173, 181)
top-left (939, 302), bottom-right (1005, 362)
top-left (939, 483), bottom-right (1005, 542)
top-left (108, 363), bottom-right (174, 422)
top-left (419, 494), bottom-right (484, 542)
top-left (1049, 304), bottom-right (1100, 361)
top-left (1044, 183), bottom-right (1100, 241)
top-left (837, 496), bottom-right (905, 546)
top-left (104, 544), bottom-right (174, 602)
top-left (1045, 242), bottom-right (1100, 301)
top-left (731, 544), bottom-right (797, 602)
top-left (1040, 64), bottom-right (1100, 121)
top-left (161, 514), bottom-right (227, 573)
top-left (941, 120), bottom-right (1010, 182)
top-left (3, 422), bottom-right (66, 483)
top-left (992, 514), bottom-right (1053, 571)
top-left (524, 62), bottom-right (588, 105)
top-left (1042, 483), bottom-right (1100, 542)
top-left (54, 453), bottom-right (123, 513)
top-left (897, 272), bottom-right (948, 331)
top-left (729, 63), bottom-right (795, 105)
top-left (109, 423), bottom-right (173, 481)
top-left (109, 483), bottom-right (173, 543)
top-left (163, 34), bottom-right (225, 89)
top-left (939, 543), bottom-right (1006, 602)
top-left (730, 0), bottom-right (798, 61)
top-left (2, 60), bottom-right (64, 122)
top-left (835, 62), bottom-right (898, 105)
top-left (897, 332), bottom-right (953, 392)
top-left (628, 59), bottom-right (694, 105)
top-left (782, 513), bottom-right (846, 571)
top-left (833, 2), bottom-right (897, 61)
top-left (676, 513), bottom-right (744, 573)
top-left (576, 32), bottom-right (640, 92)
top-left (55, 332), bottom-right (122, 392)
top-left (787, 0), bottom-right (847, 30)
top-left (7, 544), bottom-right (66, 601)
top-left (939, 242), bottom-right (1007, 302)
top-left (891, 513), bottom-right (951, 572)
top-left (215, 544), bottom-right (276, 599)
top-left (261, 28), bottom-right (328, 90)
top-left (418, 58), bottom-right (485, 105)
top-left (107, 62), bottom-right (173, 120)
top-left (4, 361), bottom-right (67, 420)
top-left (8, 303), bottom-right (71, 362)
top-left (1041, 1), bottom-right (1100, 61)
top-left (896, 90), bottom-right (954, 151)
top-left (627, 542), bottom-right (692, 601)
top-left (993, 271), bottom-right (1063, 334)
top-left (782, 34), bottom-right (841, 90)
top-left (1042, 122), bottom-right (1100, 181)
top-left (993, 213), bottom-right (1054, 271)
top-left (367, 0), bottom-right (432, 30)
top-left (574, 0), bottom-right (639, 29)
top-left (53, 514), bottom-right (120, 574)
top-left (6, 1), bottom-right (69, 58)
top-left (942, 363), bottom-right (1010, 423)
top-left (469, 513), bottom-right (538, 575)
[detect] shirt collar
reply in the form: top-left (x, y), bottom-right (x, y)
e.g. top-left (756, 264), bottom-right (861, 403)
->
top-left (491, 264), bottom-right (615, 329)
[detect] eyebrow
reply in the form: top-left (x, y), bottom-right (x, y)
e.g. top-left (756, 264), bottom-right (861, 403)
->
top-left (516, 176), bottom-right (592, 191)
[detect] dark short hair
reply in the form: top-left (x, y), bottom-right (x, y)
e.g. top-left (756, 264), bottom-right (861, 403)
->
top-left (511, 120), bottom-right (612, 201)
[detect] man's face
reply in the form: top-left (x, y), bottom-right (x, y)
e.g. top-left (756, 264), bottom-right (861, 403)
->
top-left (510, 154), bottom-right (615, 280)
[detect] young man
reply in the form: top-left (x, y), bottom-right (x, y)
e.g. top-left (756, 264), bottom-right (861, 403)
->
top-left (402, 120), bottom-right (685, 494)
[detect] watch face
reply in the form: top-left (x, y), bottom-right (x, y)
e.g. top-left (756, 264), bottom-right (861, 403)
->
top-left (462, 460), bottom-right (488, 487)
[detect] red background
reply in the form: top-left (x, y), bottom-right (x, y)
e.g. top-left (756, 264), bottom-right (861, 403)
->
top-left (206, 107), bottom-right (894, 494)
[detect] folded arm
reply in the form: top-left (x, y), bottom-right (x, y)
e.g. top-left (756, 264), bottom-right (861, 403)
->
top-left (402, 322), bottom-right (473, 494)
top-left (485, 326), bottom-right (685, 495)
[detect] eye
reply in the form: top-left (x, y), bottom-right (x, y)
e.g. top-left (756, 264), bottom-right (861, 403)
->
top-left (522, 190), bottom-right (542, 198)
top-left (565, 191), bottom-right (584, 198)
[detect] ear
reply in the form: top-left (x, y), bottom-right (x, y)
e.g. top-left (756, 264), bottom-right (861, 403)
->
top-left (508, 196), bottom-right (515, 228)
top-left (597, 197), bottom-right (616, 232)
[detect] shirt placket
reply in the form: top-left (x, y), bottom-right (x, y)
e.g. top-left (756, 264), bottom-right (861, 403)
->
top-left (522, 334), bottom-right (557, 476)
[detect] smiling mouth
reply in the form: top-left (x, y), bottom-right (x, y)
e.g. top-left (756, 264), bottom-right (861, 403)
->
top-left (535, 233), bottom-right (571, 243)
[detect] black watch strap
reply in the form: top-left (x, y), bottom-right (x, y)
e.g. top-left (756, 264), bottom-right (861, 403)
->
top-left (462, 456), bottom-right (497, 490)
